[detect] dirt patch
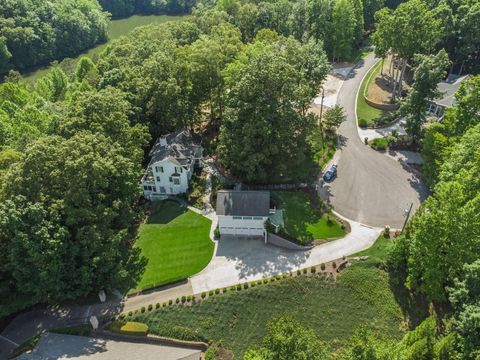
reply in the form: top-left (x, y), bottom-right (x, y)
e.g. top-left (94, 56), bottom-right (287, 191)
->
top-left (366, 55), bottom-right (408, 105)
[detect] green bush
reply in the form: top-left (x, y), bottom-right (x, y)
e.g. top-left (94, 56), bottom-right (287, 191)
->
top-left (358, 118), bottom-right (368, 128)
top-left (215, 289), bottom-right (220, 294)
top-left (201, 292), bottom-right (206, 298)
top-left (222, 288), bottom-right (227, 293)
top-left (119, 313), bottom-right (126, 319)
top-left (169, 299), bottom-right (173, 305)
top-left (321, 263), bottom-right (326, 270)
top-left (270, 277), bottom-right (275, 282)
top-left (230, 286), bottom-right (236, 291)
top-left (214, 227), bottom-right (220, 239)
top-left (110, 321), bottom-right (149, 336)
top-left (141, 306), bottom-right (146, 313)
top-left (155, 303), bottom-right (160, 309)
top-left (251, 282), bottom-right (256, 287)
top-left (181, 296), bottom-right (186, 303)
top-left (303, 268), bottom-right (308, 274)
top-left (147, 304), bottom-right (153, 311)
top-left (257, 280), bottom-right (263, 285)
top-left (128, 311), bottom-right (133, 316)
top-left (237, 285), bottom-right (242, 291)
top-left (370, 137), bottom-right (389, 151)
top-left (263, 279), bottom-right (268, 284)
top-left (187, 295), bottom-right (193, 301)
top-left (243, 283), bottom-right (249, 289)
top-left (311, 267), bottom-right (316, 273)
top-left (332, 261), bottom-right (337, 268)
top-left (297, 270), bottom-right (301, 276)
top-left (209, 290), bottom-right (214, 296)
top-left (175, 298), bottom-right (180, 304)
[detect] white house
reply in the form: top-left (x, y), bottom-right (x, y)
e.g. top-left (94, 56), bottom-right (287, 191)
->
top-left (141, 129), bottom-right (202, 198)
top-left (428, 74), bottom-right (469, 118)
top-left (216, 190), bottom-right (274, 238)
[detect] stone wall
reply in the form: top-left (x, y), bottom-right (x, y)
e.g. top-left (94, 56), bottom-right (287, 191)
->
top-left (267, 233), bottom-right (313, 251)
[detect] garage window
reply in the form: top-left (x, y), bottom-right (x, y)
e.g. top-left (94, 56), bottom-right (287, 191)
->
top-left (253, 216), bottom-right (263, 220)
top-left (243, 216), bottom-right (252, 220)
top-left (233, 216), bottom-right (242, 220)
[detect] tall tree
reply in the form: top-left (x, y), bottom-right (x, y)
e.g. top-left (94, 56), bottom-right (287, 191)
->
top-left (244, 316), bottom-right (329, 360)
top-left (401, 49), bottom-right (451, 143)
top-left (331, 0), bottom-right (356, 61)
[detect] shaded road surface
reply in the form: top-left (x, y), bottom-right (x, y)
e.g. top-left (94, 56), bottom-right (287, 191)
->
top-left (319, 54), bottom-right (428, 228)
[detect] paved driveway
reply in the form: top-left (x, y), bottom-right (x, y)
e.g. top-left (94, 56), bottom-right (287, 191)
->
top-left (319, 54), bottom-right (428, 228)
top-left (17, 333), bottom-right (201, 360)
top-left (190, 220), bottom-right (381, 294)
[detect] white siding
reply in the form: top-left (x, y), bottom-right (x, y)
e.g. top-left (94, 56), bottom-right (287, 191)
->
top-left (218, 215), bottom-right (267, 236)
top-left (143, 159), bottom-right (192, 197)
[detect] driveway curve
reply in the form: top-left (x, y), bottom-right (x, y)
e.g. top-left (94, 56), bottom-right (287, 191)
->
top-left (320, 54), bottom-right (428, 229)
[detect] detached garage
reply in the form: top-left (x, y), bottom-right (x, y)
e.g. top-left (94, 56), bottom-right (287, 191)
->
top-left (216, 190), bottom-right (272, 238)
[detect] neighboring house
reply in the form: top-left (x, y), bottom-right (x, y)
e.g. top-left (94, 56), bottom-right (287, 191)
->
top-left (216, 190), bottom-right (275, 239)
top-left (141, 129), bottom-right (202, 199)
top-left (428, 74), bottom-right (469, 118)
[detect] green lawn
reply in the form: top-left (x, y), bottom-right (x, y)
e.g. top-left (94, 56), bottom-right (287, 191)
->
top-left (129, 237), bottom-right (404, 357)
top-left (134, 200), bottom-right (214, 291)
top-left (272, 191), bottom-right (345, 244)
top-left (357, 60), bottom-right (387, 127)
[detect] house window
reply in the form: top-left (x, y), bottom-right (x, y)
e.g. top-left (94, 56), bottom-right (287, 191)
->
top-left (159, 187), bottom-right (166, 193)
top-left (155, 166), bottom-right (164, 173)
top-left (232, 216), bottom-right (242, 220)
top-left (143, 186), bottom-right (149, 190)
top-left (243, 216), bottom-right (253, 220)
top-left (152, 186), bottom-right (157, 192)
top-left (156, 176), bottom-right (160, 182)
top-left (173, 178), bottom-right (180, 185)
top-left (169, 177), bottom-right (172, 182)
top-left (253, 217), bottom-right (263, 220)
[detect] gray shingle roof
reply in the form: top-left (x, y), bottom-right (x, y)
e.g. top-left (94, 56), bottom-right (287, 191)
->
top-left (216, 190), bottom-right (270, 216)
top-left (148, 129), bottom-right (202, 168)
top-left (434, 75), bottom-right (469, 108)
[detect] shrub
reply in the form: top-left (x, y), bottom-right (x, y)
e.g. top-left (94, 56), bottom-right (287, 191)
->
top-left (169, 299), bottom-right (173, 305)
top-left (134, 309), bottom-right (138, 314)
top-left (181, 296), bottom-right (186, 303)
top-left (222, 288), bottom-right (227, 293)
top-left (332, 261), bottom-right (337, 268)
top-left (141, 306), bottom-right (146, 313)
top-left (320, 263), bottom-right (326, 270)
top-left (128, 311), bottom-right (133, 316)
top-left (237, 285), bottom-right (242, 291)
top-left (155, 303), bottom-right (160, 309)
top-left (119, 313), bottom-right (126, 319)
top-left (209, 290), bottom-right (214, 296)
top-left (311, 267), bottom-right (316, 273)
top-left (187, 295), bottom-right (193, 301)
top-left (175, 298), bottom-right (180, 304)
top-left (215, 289), bottom-right (220, 294)
top-left (303, 268), bottom-right (308, 274)
top-left (243, 283), bottom-right (249, 289)
top-left (147, 304), bottom-right (153, 311)
top-left (201, 292), bottom-right (206, 299)
top-left (297, 270), bottom-right (301, 276)
top-left (342, 256), bottom-right (346, 260)
top-left (370, 137), bottom-right (388, 151)
top-left (257, 280), bottom-right (263, 285)
top-left (358, 118), bottom-right (368, 128)
top-left (230, 286), bottom-right (236, 291)
top-left (282, 274), bottom-right (288, 279)
top-left (270, 277), bottom-right (275, 282)
top-left (263, 279), bottom-right (268, 284)
top-left (110, 321), bottom-right (149, 336)
top-left (251, 282), bottom-right (256, 287)
top-left (214, 227), bottom-right (220, 239)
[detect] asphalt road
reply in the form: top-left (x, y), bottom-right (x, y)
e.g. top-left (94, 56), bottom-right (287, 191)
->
top-left (319, 54), bottom-right (428, 229)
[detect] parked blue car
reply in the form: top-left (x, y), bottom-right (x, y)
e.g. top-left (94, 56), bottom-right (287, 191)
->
top-left (323, 164), bottom-right (337, 182)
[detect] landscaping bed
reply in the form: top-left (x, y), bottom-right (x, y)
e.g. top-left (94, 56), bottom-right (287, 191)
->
top-left (270, 191), bottom-right (346, 245)
top-left (133, 200), bottom-right (214, 292)
top-left (126, 237), bottom-right (405, 358)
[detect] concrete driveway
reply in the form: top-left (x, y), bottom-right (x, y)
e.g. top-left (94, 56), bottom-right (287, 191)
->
top-left (190, 220), bottom-right (381, 294)
top-left (17, 333), bottom-right (202, 360)
top-left (319, 54), bottom-right (428, 228)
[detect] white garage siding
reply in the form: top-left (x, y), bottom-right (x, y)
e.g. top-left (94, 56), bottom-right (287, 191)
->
top-left (218, 215), bottom-right (267, 236)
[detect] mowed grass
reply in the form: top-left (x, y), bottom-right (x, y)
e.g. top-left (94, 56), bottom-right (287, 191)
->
top-left (134, 200), bottom-right (214, 291)
top-left (273, 191), bottom-right (345, 243)
top-left (130, 237), bottom-right (404, 357)
top-left (357, 60), bottom-right (387, 126)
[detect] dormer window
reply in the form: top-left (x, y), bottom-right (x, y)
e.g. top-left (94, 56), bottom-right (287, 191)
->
top-left (155, 166), bottom-right (164, 173)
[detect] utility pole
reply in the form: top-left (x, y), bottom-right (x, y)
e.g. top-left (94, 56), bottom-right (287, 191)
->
top-left (401, 202), bottom-right (413, 233)
top-left (318, 86), bottom-right (325, 127)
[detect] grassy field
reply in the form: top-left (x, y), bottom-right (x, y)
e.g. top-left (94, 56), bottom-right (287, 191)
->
top-left (272, 191), bottom-right (345, 243)
top-left (357, 60), bottom-right (387, 127)
top-left (129, 237), bottom-right (404, 357)
top-left (134, 200), bottom-right (214, 291)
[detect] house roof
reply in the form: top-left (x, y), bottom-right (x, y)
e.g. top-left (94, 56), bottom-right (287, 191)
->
top-left (216, 190), bottom-right (270, 217)
top-left (148, 129), bottom-right (202, 168)
top-left (434, 74), bottom-right (469, 108)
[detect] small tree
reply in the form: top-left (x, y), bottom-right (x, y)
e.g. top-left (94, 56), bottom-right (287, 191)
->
top-left (323, 105), bottom-right (347, 131)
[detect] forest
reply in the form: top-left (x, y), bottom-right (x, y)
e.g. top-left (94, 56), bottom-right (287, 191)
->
top-left (0, 0), bottom-right (479, 358)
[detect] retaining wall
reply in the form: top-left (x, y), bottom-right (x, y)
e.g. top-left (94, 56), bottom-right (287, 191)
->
top-left (267, 233), bottom-right (313, 251)
top-left (364, 96), bottom-right (400, 111)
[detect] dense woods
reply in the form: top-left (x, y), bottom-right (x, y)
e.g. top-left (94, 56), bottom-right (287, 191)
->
top-left (1, 0), bottom-right (480, 357)
top-left (0, 0), bottom-right (109, 74)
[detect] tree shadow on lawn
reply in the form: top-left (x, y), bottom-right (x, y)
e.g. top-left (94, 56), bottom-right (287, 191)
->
top-left (388, 268), bottom-right (430, 329)
top-left (147, 200), bottom-right (187, 224)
